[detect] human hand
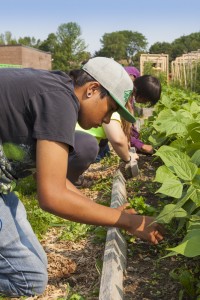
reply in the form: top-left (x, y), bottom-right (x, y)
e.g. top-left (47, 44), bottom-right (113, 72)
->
top-left (119, 151), bottom-right (139, 180)
top-left (116, 203), bottom-right (137, 215)
top-left (141, 144), bottom-right (154, 154)
top-left (127, 214), bottom-right (164, 245)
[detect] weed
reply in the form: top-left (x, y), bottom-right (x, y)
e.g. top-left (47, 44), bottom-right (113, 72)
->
top-left (128, 195), bottom-right (156, 216)
top-left (59, 222), bottom-right (92, 242)
top-left (92, 226), bottom-right (107, 244)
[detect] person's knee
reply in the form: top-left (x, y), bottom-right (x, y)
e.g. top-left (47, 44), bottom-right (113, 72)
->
top-left (68, 132), bottom-right (99, 183)
top-left (28, 269), bottom-right (48, 296)
top-left (0, 268), bottom-right (48, 297)
top-left (75, 132), bottom-right (99, 164)
top-left (86, 136), bottom-right (99, 161)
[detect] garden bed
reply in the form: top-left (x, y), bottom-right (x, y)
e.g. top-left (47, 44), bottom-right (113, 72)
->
top-left (7, 153), bottom-right (197, 300)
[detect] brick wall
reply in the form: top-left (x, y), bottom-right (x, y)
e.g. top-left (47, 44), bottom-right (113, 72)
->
top-left (0, 46), bottom-right (22, 65)
top-left (0, 45), bottom-right (52, 70)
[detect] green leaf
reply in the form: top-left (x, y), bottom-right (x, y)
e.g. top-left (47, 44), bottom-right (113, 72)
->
top-left (175, 187), bottom-right (196, 209)
top-left (156, 204), bottom-right (187, 223)
top-left (154, 165), bottom-right (177, 183)
top-left (155, 146), bottom-right (190, 168)
top-left (187, 122), bottom-right (200, 143)
top-left (160, 95), bottom-right (173, 108)
top-left (148, 132), bottom-right (168, 147)
top-left (156, 179), bottom-right (183, 198)
top-left (153, 109), bottom-right (189, 136)
top-left (191, 149), bottom-right (200, 166)
top-left (190, 101), bottom-right (200, 115)
top-left (155, 147), bottom-right (198, 180)
top-left (170, 138), bottom-right (187, 152)
top-left (188, 216), bottom-right (200, 230)
top-left (192, 174), bottom-right (200, 188)
top-left (167, 229), bottom-right (200, 257)
top-left (187, 185), bottom-right (200, 205)
top-left (186, 142), bottom-right (200, 156)
top-left (172, 159), bottom-right (198, 181)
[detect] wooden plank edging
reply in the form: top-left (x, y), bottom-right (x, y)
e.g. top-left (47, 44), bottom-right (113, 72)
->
top-left (99, 170), bottom-right (127, 300)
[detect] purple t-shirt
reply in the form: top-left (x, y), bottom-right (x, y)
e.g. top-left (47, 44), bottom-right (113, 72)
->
top-left (130, 125), bottom-right (144, 150)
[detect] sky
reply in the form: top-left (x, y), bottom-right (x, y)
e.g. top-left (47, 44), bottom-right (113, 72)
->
top-left (1, 0), bottom-right (200, 55)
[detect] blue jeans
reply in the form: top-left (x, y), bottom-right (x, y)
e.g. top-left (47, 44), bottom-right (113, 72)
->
top-left (0, 192), bottom-right (48, 297)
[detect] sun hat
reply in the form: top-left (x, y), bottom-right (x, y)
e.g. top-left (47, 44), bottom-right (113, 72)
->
top-left (82, 57), bottom-right (136, 123)
top-left (124, 66), bottom-right (140, 78)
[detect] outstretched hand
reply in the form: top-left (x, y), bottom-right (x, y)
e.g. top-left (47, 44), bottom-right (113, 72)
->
top-left (117, 203), bottom-right (164, 245)
top-left (128, 214), bottom-right (164, 245)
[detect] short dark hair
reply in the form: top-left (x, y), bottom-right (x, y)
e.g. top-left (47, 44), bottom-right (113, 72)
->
top-left (134, 75), bottom-right (161, 106)
top-left (68, 69), bottom-right (109, 98)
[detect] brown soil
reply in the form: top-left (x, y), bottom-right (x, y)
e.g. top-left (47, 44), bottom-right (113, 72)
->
top-left (10, 154), bottom-right (196, 300)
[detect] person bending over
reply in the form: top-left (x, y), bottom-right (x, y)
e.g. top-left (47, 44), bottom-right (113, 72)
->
top-left (124, 66), bottom-right (161, 155)
top-left (0, 57), bottom-right (163, 297)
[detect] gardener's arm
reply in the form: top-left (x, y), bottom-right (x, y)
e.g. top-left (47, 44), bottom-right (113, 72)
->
top-left (36, 140), bottom-right (163, 244)
top-left (103, 120), bottom-right (131, 162)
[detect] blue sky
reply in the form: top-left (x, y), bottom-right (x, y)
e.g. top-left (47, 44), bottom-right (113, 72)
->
top-left (1, 0), bottom-right (200, 55)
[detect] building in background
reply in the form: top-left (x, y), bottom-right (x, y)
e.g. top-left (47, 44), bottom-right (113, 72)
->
top-left (0, 45), bottom-right (52, 70)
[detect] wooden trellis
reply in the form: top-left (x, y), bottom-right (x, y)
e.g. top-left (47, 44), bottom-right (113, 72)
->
top-left (140, 53), bottom-right (169, 82)
top-left (171, 49), bottom-right (200, 89)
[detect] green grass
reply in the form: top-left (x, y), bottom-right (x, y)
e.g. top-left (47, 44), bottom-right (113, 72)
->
top-left (14, 176), bottom-right (92, 240)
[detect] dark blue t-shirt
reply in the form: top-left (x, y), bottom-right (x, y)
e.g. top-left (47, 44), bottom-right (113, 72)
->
top-left (0, 68), bottom-right (79, 193)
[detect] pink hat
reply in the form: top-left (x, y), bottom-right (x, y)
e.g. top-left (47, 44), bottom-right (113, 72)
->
top-left (124, 66), bottom-right (140, 78)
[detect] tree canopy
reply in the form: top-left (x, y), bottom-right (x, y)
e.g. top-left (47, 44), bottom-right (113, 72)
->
top-left (0, 31), bottom-right (41, 47)
top-left (149, 32), bottom-right (200, 63)
top-left (0, 24), bottom-right (200, 71)
top-left (39, 22), bottom-right (90, 71)
top-left (95, 30), bottom-right (147, 64)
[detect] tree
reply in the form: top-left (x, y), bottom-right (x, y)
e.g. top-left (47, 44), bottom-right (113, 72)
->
top-left (38, 22), bottom-right (89, 71)
top-left (124, 31), bottom-right (147, 59)
top-left (95, 32), bottom-right (127, 60)
top-left (38, 33), bottom-right (58, 53)
top-left (149, 32), bottom-right (200, 63)
top-left (149, 42), bottom-right (172, 55)
top-left (95, 30), bottom-right (147, 64)
top-left (18, 36), bottom-right (41, 48)
top-left (0, 31), bottom-right (17, 45)
top-left (0, 31), bottom-right (40, 47)
top-left (55, 22), bottom-right (89, 70)
top-left (171, 32), bottom-right (200, 61)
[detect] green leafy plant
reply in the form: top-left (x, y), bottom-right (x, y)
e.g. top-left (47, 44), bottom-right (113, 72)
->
top-left (128, 195), bottom-right (156, 215)
top-left (170, 267), bottom-right (200, 299)
top-left (145, 86), bottom-right (200, 259)
top-left (59, 222), bottom-right (91, 242)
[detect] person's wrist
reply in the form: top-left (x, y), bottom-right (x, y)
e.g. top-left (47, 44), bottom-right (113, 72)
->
top-left (123, 213), bottom-right (134, 232)
top-left (115, 210), bottom-right (133, 232)
top-left (121, 155), bottom-right (131, 163)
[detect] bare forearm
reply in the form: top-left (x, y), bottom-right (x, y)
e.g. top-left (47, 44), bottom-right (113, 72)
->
top-left (66, 178), bottom-right (85, 196)
top-left (38, 188), bottom-right (164, 244)
top-left (103, 121), bottom-right (130, 161)
top-left (111, 141), bottom-right (130, 162)
top-left (38, 188), bottom-right (131, 230)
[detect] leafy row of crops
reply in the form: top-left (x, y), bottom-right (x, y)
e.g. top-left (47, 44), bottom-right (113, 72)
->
top-left (142, 85), bottom-right (200, 258)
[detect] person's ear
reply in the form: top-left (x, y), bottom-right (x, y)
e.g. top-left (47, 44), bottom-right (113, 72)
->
top-left (87, 92), bottom-right (92, 97)
top-left (86, 82), bottom-right (100, 98)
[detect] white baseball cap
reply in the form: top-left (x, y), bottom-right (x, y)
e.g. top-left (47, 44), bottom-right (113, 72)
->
top-left (82, 57), bottom-right (136, 123)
